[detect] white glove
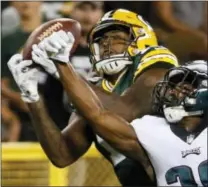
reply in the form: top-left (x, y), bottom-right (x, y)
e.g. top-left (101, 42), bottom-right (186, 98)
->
top-left (32, 44), bottom-right (60, 79)
top-left (7, 54), bottom-right (40, 103)
top-left (38, 30), bottom-right (75, 63)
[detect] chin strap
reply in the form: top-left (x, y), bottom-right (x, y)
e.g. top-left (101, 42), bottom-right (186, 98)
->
top-left (95, 54), bottom-right (133, 75)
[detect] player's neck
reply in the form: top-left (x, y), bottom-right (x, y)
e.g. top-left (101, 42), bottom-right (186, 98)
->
top-left (179, 116), bottom-right (202, 133)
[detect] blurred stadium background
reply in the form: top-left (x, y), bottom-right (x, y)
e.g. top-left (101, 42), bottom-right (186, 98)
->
top-left (2, 143), bottom-right (120, 186)
top-left (1, 1), bottom-right (207, 186)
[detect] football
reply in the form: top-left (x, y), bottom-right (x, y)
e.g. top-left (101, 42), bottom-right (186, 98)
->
top-left (23, 18), bottom-right (81, 60)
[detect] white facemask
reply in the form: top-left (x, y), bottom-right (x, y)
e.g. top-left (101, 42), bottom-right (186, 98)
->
top-left (95, 54), bottom-right (133, 75)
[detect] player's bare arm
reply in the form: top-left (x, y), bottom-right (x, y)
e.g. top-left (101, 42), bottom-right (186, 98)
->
top-left (55, 62), bottom-right (153, 178)
top-left (115, 67), bottom-right (168, 118)
top-left (27, 98), bottom-right (94, 167)
top-left (7, 54), bottom-right (95, 168)
top-left (5, 19), bottom-right (95, 168)
top-left (57, 60), bottom-right (168, 122)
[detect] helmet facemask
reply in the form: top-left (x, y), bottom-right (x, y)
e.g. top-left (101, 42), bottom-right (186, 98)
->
top-left (89, 24), bottom-right (135, 76)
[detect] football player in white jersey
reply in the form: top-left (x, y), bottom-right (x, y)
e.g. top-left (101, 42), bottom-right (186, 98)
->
top-left (54, 59), bottom-right (208, 186)
top-left (28, 58), bottom-right (207, 186)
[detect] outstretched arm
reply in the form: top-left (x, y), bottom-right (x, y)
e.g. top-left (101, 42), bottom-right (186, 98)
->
top-left (28, 99), bottom-right (94, 167)
top-left (84, 67), bottom-right (166, 122)
top-left (54, 61), bottom-right (151, 170)
top-left (7, 54), bottom-right (94, 168)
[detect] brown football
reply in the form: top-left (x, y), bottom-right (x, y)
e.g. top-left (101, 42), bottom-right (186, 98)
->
top-left (23, 18), bottom-right (81, 60)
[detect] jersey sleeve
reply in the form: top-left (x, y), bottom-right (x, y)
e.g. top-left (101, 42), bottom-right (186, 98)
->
top-left (133, 46), bottom-right (179, 82)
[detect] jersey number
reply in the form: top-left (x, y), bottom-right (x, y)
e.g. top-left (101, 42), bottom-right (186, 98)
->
top-left (165, 160), bottom-right (208, 186)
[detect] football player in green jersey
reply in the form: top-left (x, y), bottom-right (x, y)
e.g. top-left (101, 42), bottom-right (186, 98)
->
top-left (8, 9), bottom-right (179, 186)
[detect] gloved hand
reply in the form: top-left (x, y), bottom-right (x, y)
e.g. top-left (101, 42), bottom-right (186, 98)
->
top-left (38, 30), bottom-right (75, 63)
top-left (7, 54), bottom-right (40, 103)
top-left (32, 44), bottom-right (60, 79)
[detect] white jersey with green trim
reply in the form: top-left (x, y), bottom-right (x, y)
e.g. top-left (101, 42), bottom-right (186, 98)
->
top-left (131, 115), bottom-right (208, 187)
